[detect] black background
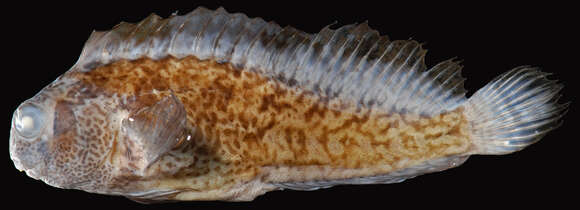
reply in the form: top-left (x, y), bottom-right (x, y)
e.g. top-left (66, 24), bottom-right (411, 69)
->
top-left (4, 1), bottom-right (576, 209)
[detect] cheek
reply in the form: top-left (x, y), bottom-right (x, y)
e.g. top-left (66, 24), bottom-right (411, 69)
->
top-left (76, 117), bottom-right (114, 164)
top-left (48, 123), bottom-right (113, 186)
top-left (54, 101), bottom-right (76, 136)
top-left (51, 101), bottom-right (83, 168)
top-left (52, 100), bottom-right (114, 168)
top-left (51, 130), bottom-right (84, 170)
top-left (52, 125), bottom-right (111, 168)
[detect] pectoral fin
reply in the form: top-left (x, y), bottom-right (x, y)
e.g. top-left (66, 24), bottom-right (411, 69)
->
top-left (123, 93), bottom-right (187, 167)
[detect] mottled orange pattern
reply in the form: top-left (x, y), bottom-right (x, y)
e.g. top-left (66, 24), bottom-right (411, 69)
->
top-left (73, 56), bottom-right (472, 199)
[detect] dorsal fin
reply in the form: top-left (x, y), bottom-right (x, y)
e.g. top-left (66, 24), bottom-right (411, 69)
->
top-left (73, 7), bottom-right (467, 116)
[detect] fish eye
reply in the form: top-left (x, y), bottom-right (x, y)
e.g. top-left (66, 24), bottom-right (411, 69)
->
top-left (14, 103), bottom-right (47, 139)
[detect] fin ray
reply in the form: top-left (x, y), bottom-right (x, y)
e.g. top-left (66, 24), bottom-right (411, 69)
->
top-left (122, 93), bottom-right (187, 167)
top-left (74, 7), bottom-right (468, 115)
top-left (465, 67), bottom-right (567, 154)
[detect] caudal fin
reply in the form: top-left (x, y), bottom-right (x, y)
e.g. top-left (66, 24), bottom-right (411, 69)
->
top-left (465, 66), bottom-right (568, 155)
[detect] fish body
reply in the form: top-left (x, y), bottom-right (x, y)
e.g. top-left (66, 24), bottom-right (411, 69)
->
top-left (9, 7), bottom-right (567, 202)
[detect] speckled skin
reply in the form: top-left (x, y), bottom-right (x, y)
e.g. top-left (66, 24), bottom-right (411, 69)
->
top-left (65, 56), bottom-right (472, 201)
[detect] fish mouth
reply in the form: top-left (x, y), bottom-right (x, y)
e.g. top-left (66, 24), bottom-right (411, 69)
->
top-left (11, 155), bottom-right (25, 173)
top-left (14, 158), bottom-right (46, 183)
top-left (9, 134), bottom-right (32, 176)
top-left (10, 142), bottom-right (44, 176)
top-left (10, 132), bottom-right (53, 186)
top-left (22, 168), bottom-right (42, 181)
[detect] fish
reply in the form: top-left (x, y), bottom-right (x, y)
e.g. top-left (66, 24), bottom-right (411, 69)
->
top-left (8, 7), bottom-right (568, 203)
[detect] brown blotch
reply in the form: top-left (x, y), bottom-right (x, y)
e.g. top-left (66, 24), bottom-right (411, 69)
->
top-left (259, 94), bottom-right (275, 112)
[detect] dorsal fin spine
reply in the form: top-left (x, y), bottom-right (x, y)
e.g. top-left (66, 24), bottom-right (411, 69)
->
top-left (389, 43), bottom-right (424, 111)
top-left (191, 9), bottom-right (214, 59)
top-left (231, 18), bottom-right (266, 68)
top-left (372, 42), bottom-right (397, 84)
top-left (396, 51), bottom-right (427, 113)
top-left (415, 61), bottom-right (453, 114)
top-left (123, 17), bottom-right (144, 59)
top-left (164, 16), bottom-right (185, 59)
top-left (307, 27), bottom-right (343, 88)
top-left (328, 31), bottom-right (374, 96)
top-left (143, 15), bottom-right (164, 58)
top-left (253, 25), bottom-right (280, 73)
top-left (269, 28), bottom-right (298, 76)
top-left (187, 8), bottom-right (207, 55)
top-left (102, 29), bottom-right (120, 64)
top-left (261, 23), bottom-right (285, 71)
top-left (210, 12), bottom-right (234, 63)
top-left (210, 15), bottom-right (228, 61)
top-left (196, 8), bottom-right (228, 60)
top-left (292, 26), bottom-right (328, 86)
top-left (409, 72), bottom-right (433, 113)
top-left (347, 36), bottom-right (384, 105)
top-left (437, 62), bottom-right (463, 110)
top-left (210, 8), bottom-right (231, 56)
top-left (445, 77), bottom-right (466, 103)
top-left (359, 41), bottom-right (397, 104)
top-left (275, 31), bottom-right (307, 79)
top-left (428, 67), bottom-right (458, 113)
top-left (317, 29), bottom-right (354, 93)
top-left (258, 30), bottom-right (280, 72)
top-left (333, 26), bottom-right (375, 92)
top-left (172, 9), bottom-right (198, 57)
top-left (243, 20), bottom-right (271, 71)
top-left (394, 50), bottom-right (423, 111)
top-left (251, 22), bottom-right (283, 73)
top-left (168, 10), bottom-right (199, 58)
top-left (223, 14), bottom-right (252, 65)
top-left (373, 41), bottom-right (418, 109)
top-left (143, 16), bottom-right (165, 58)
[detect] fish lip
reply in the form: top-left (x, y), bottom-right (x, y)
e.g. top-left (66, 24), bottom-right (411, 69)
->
top-left (22, 165), bottom-right (66, 189)
top-left (11, 155), bottom-right (25, 172)
top-left (10, 129), bottom-right (50, 184)
top-left (9, 126), bottom-right (25, 173)
top-left (23, 168), bottom-right (41, 181)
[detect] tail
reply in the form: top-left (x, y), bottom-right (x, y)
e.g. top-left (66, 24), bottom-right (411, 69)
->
top-left (465, 66), bottom-right (568, 155)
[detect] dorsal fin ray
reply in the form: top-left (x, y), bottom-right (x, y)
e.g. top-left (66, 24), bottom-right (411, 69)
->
top-left (73, 7), bottom-right (467, 116)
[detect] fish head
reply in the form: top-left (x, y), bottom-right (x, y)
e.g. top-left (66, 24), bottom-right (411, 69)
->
top-left (10, 69), bottom-right (193, 199)
top-left (9, 75), bottom-right (119, 191)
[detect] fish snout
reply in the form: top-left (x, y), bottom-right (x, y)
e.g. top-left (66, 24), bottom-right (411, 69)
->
top-left (9, 129), bottom-right (50, 181)
top-left (9, 101), bottom-right (54, 183)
